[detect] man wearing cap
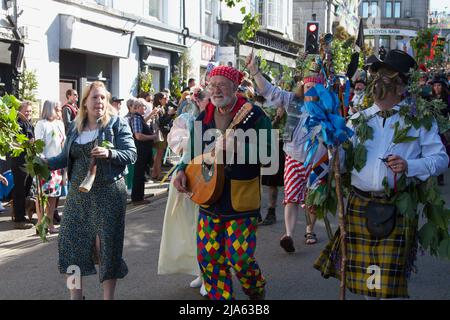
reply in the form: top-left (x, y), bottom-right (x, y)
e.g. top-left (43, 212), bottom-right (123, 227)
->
top-left (173, 65), bottom-right (271, 300)
top-left (246, 52), bottom-right (325, 251)
top-left (111, 96), bottom-right (124, 114)
top-left (314, 50), bottom-right (449, 299)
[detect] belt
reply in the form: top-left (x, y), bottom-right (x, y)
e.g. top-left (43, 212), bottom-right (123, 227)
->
top-left (352, 187), bottom-right (391, 200)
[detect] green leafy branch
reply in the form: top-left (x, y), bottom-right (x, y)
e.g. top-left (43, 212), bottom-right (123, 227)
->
top-left (23, 139), bottom-right (50, 242)
top-left (237, 7), bottom-right (260, 44)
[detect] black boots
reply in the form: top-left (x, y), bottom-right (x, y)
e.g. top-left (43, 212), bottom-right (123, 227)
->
top-left (261, 208), bottom-right (276, 226)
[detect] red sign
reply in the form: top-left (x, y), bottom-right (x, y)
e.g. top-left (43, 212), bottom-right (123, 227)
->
top-left (201, 43), bottom-right (216, 62)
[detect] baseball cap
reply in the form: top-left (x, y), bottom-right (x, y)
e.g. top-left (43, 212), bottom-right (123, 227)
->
top-left (112, 96), bottom-right (124, 102)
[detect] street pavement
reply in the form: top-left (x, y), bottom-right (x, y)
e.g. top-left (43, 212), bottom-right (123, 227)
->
top-left (0, 171), bottom-right (450, 300)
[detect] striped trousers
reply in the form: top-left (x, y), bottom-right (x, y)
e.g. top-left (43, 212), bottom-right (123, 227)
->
top-left (283, 154), bottom-right (311, 205)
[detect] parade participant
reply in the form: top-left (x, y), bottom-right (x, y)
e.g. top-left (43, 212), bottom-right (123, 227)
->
top-left (431, 75), bottom-right (450, 185)
top-left (173, 65), bottom-right (272, 300)
top-left (152, 92), bottom-right (171, 181)
top-left (62, 89), bottom-right (79, 133)
top-left (255, 91), bottom-right (286, 226)
top-left (0, 173), bottom-right (9, 213)
top-left (314, 50), bottom-right (449, 299)
top-left (45, 81), bottom-right (137, 300)
top-left (246, 52), bottom-right (323, 250)
top-left (349, 79), bottom-right (366, 115)
top-left (10, 101), bottom-right (35, 229)
top-left (158, 87), bottom-right (210, 297)
top-left (34, 100), bottom-right (66, 235)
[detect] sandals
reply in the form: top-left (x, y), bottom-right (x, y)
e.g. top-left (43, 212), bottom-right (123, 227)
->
top-left (305, 232), bottom-right (318, 245)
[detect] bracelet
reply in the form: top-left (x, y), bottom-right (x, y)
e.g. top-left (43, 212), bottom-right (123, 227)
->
top-left (251, 69), bottom-right (261, 77)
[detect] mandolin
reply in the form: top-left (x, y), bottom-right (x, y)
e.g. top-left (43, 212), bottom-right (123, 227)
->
top-left (185, 103), bottom-right (254, 205)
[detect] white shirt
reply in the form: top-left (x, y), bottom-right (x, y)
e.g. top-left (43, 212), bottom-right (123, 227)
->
top-left (75, 129), bottom-right (98, 145)
top-left (34, 119), bottom-right (66, 159)
top-left (348, 101), bottom-right (449, 192)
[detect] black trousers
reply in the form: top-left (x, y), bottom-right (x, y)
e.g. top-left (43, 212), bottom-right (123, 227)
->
top-left (131, 143), bottom-right (153, 202)
top-left (11, 163), bottom-right (33, 222)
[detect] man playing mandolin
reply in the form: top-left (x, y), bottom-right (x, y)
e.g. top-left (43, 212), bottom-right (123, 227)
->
top-left (173, 65), bottom-right (272, 300)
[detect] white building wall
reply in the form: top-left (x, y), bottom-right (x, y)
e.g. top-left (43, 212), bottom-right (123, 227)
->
top-left (16, 0), bottom-right (185, 102)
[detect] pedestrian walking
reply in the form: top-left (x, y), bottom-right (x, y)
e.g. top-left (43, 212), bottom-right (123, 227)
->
top-left (246, 52), bottom-right (324, 251)
top-left (34, 100), bottom-right (66, 235)
top-left (158, 86), bottom-right (210, 297)
top-left (45, 81), bottom-right (137, 300)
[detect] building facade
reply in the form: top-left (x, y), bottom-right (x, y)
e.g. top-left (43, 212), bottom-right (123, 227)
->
top-left (0, 0), bottom-right (25, 96)
top-left (2, 0), bottom-right (305, 107)
top-left (359, 0), bottom-right (430, 54)
top-left (293, 0), bottom-right (360, 46)
top-left (218, 0), bottom-right (302, 76)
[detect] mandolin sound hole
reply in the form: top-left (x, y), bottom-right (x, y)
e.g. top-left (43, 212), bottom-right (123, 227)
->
top-left (202, 162), bottom-right (214, 182)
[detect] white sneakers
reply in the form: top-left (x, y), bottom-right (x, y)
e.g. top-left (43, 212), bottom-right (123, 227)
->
top-left (190, 276), bottom-right (202, 288)
top-left (200, 283), bottom-right (207, 297)
top-left (190, 276), bottom-right (208, 297)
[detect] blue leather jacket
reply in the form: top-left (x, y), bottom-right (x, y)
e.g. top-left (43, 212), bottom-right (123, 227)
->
top-left (47, 116), bottom-right (137, 182)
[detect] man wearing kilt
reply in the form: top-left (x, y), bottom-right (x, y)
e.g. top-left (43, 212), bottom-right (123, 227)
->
top-left (314, 50), bottom-right (449, 299)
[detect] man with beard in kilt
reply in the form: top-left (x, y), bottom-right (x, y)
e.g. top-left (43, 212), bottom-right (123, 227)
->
top-left (314, 50), bottom-right (449, 299)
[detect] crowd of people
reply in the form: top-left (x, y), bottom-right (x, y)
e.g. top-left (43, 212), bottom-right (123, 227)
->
top-left (0, 47), bottom-right (449, 301)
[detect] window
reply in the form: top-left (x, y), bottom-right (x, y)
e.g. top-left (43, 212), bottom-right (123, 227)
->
top-left (379, 36), bottom-right (390, 49)
top-left (362, 2), bottom-right (369, 18)
top-left (385, 1), bottom-right (392, 18)
top-left (204, 0), bottom-right (213, 37)
top-left (266, 0), bottom-right (283, 31)
top-left (95, 0), bottom-right (112, 6)
top-left (394, 2), bottom-right (401, 18)
top-left (149, 0), bottom-right (161, 19)
top-left (370, 1), bottom-right (378, 17)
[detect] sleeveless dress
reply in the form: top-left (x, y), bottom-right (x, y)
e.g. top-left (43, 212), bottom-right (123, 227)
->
top-left (58, 140), bottom-right (128, 282)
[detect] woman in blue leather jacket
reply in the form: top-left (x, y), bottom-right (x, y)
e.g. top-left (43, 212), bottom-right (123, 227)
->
top-left (46, 81), bottom-right (136, 300)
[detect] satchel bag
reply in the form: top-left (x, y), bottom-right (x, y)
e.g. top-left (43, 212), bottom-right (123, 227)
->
top-left (365, 201), bottom-right (397, 238)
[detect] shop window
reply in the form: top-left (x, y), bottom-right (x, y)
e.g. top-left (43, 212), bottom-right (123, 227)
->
top-left (379, 36), bottom-right (390, 49)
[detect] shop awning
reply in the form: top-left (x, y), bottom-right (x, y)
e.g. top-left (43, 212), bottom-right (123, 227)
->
top-left (59, 15), bottom-right (132, 58)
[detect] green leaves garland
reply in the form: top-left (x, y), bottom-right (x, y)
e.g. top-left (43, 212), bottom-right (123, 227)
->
top-left (347, 77), bottom-right (450, 259)
top-left (0, 95), bottom-right (26, 157)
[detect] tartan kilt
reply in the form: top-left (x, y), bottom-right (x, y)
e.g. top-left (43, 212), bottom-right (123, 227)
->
top-left (313, 192), bottom-right (418, 299)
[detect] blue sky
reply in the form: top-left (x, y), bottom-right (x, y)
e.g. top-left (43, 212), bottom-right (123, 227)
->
top-left (430, 0), bottom-right (449, 12)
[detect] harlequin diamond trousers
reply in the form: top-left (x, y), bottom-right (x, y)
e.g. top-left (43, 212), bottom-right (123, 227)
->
top-left (197, 211), bottom-right (266, 300)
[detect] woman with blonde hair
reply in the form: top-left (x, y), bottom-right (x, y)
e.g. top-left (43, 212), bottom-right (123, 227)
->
top-left (34, 100), bottom-right (66, 234)
top-left (45, 81), bottom-right (137, 300)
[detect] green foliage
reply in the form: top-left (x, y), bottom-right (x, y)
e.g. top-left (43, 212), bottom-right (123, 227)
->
top-left (392, 122), bottom-right (418, 144)
top-left (238, 12), bottom-right (260, 44)
top-left (18, 69), bottom-right (38, 102)
top-left (352, 144), bottom-right (367, 172)
top-left (305, 182), bottom-right (337, 220)
top-left (170, 50), bottom-right (192, 101)
top-left (222, 0), bottom-right (242, 7)
top-left (138, 71), bottom-right (154, 97)
top-left (101, 141), bottom-right (114, 149)
top-left (411, 27), bottom-right (445, 67)
top-left (0, 95), bottom-right (25, 157)
top-left (22, 138), bottom-right (51, 242)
